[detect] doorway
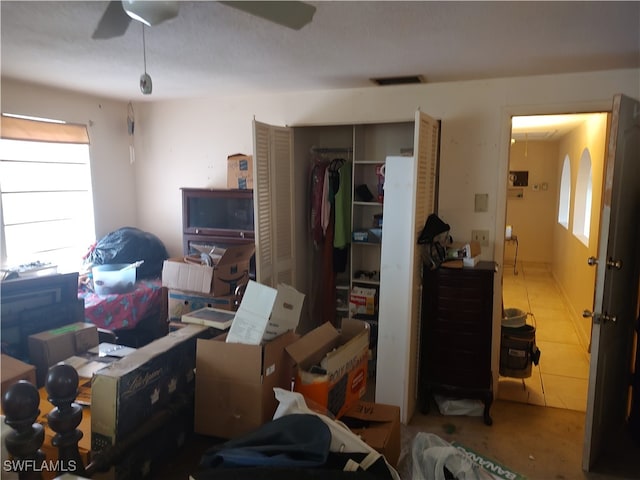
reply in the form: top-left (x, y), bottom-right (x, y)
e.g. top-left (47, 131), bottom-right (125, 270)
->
top-left (497, 112), bottom-right (609, 412)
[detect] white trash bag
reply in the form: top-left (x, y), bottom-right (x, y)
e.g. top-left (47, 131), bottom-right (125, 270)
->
top-left (412, 432), bottom-right (494, 480)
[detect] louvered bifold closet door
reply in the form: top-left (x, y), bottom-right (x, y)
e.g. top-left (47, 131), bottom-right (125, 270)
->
top-left (253, 121), bottom-right (274, 286)
top-left (271, 126), bottom-right (295, 286)
top-left (252, 120), bottom-right (294, 288)
top-left (408, 111), bottom-right (440, 418)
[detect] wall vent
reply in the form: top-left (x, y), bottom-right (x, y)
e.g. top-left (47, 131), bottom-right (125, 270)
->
top-left (371, 75), bottom-right (424, 86)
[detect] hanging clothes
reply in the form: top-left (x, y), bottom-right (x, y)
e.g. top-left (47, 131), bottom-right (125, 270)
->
top-left (310, 160), bottom-right (328, 248)
top-left (333, 160), bottom-right (351, 250)
top-left (333, 159), bottom-right (351, 273)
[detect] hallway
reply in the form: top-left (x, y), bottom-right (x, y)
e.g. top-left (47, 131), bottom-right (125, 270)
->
top-left (498, 261), bottom-right (590, 411)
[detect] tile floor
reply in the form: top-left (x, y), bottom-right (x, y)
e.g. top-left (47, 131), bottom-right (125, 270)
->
top-left (498, 261), bottom-right (591, 412)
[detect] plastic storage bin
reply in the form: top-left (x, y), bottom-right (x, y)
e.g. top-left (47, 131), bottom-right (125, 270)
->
top-left (92, 264), bottom-right (136, 295)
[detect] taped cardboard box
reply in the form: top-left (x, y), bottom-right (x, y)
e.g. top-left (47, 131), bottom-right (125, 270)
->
top-left (227, 153), bottom-right (253, 190)
top-left (168, 289), bottom-right (235, 322)
top-left (194, 330), bottom-right (298, 439)
top-left (28, 322), bottom-right (99, 386)
top-left (91, 324), bottom-right (208, 451)
top-left (162, 243), bottom-right (254, 296)
top-left (286, 318), bottom-right (369, 419)
top-left (1, 354), bottom-right (36, 397)
top-left (341, 400), bottom-right (401, 467)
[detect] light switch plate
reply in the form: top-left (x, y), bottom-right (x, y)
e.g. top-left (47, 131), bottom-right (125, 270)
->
top-left (474, 193), bottom-right (489, 212)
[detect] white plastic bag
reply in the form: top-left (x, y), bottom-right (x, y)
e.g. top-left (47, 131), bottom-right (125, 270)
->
top-left (412, 432), bottom-right (494, 480)
top-left (434, 394), bottom-right (484, 416)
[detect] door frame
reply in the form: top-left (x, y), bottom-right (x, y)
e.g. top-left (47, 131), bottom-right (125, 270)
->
top-left (494, 99), bottom-right (616, 467)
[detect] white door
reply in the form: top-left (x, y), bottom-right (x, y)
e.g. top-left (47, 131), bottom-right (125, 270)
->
top-left (583, 94), bottom-right (640, 470)
top-left (252, 120), bottom-right (295, 288)
top-left (376, 110), bottom-right (440, 423)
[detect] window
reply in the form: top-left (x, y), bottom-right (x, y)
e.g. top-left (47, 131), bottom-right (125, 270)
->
top-left (573, 149), bottom-right (592, 246)
top-left (0, 114), bottom-right (95, 272)
top-left (558, 155), bottom-right (571, 228)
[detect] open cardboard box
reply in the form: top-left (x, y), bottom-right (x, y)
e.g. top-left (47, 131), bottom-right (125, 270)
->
top-left (286, 318), bottom-right (369, 419)
top-left (162, 243), bottom-right (254, 296)
top-left (341, 400), bottom-right (401, 467)
top-left (194, 281), bottom-right (305, 439)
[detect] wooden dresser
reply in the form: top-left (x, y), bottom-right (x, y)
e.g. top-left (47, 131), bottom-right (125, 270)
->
top-left (419, 261), bottom-right (496, 425)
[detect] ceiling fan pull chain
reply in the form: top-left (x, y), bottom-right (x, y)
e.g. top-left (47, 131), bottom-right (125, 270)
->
top-left (139, 24), bottom-right (152, 95)
top-left (142, 23), bottom-right (147, 74)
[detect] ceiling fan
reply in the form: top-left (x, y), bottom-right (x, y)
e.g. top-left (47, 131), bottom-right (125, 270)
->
top-left (92, 0), bottom-right (317, 39)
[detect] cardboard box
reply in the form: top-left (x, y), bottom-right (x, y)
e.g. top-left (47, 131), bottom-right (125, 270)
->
top-left (227, 153), bottom-right (253, 190)
top-left (162, 243), bottom-right (254, 296)
top-left (1, 354), bottom-right (36, 397)
top-left (194, 282), bottom-right (304, 439)
top-left (28, 322), bottom-right (99, 386)
top-left (168, 289), bottom-right (235, 321)
top-left (91, 324), bottom-right (208, 450)
top-left (349, 286), bottom-right (376, 316)
top-left (286, 318), bottom-right (369, 419)
top-left (93, 401), bottom-right (194, 480)
top-left (194, 330), bottom-right (298, 439)
top-left (341, 401), bottom-right (401, 467)
top-left (226, 281), bottom-right (305, 345)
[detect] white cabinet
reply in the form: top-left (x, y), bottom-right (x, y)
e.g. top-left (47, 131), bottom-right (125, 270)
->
top-left (253, 112), bottom-right (440, 412)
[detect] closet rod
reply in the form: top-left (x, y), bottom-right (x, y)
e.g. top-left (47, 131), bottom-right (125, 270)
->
top-left (310, 146), bottom-right (353, 154)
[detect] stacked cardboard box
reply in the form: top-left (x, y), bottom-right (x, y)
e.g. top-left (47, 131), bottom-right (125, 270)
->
top-left (28, 322), bottom-right (99, 386)
top-left (163, 244), bottom-right (254, 325)
top-left (227, 153), bottom-right (253, 190)
top-left (91, 324), bottom-right (208, 451)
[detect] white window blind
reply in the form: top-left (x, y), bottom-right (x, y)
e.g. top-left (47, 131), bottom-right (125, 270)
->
top-left (1, 115), bottom-right (95, 272)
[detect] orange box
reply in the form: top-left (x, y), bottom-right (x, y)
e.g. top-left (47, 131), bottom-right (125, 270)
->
top-left (286, 319), bottom-right (369, 419)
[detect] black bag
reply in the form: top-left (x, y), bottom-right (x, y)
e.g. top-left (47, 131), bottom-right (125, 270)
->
top-left (86, 227), bottom-right (169, 279)
top-left (418, 214), bottom-right (451, 270)
top-left (418, 213), bottom-right (450, 245)
top-left (196, 414), bottom-right (394, 479)
top-left (199, 414), bottom-right (331, 469)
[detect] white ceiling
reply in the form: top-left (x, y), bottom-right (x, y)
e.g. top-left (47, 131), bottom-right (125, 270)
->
top-left (2, 1), bottom-right (639, 104)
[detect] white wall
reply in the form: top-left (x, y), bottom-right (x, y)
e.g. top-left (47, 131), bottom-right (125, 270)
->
top-left (128, 69), bottom-right (639, 258)
top-left (4, 70), bottom-right (637, 257)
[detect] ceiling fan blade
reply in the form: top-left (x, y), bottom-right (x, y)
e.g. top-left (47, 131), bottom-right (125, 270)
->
top-left (221, 1), bottom-right (316, 30)
top-left (92, 0), bottom-right (132, 39)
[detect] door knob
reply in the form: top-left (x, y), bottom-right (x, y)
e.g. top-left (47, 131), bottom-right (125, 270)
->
top-left (606, 257), bottom-right (623, 270)
top-left (583, 310), bottom-right (617, 324)
top-left (587, 256), bottom-right (598, 266)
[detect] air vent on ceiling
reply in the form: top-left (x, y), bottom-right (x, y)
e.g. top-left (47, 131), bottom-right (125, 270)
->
top-left (371, 75), bottom-right (424, 86)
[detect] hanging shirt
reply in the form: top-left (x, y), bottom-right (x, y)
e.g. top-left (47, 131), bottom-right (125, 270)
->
top-left (333, 160), bottom-right (352, 249)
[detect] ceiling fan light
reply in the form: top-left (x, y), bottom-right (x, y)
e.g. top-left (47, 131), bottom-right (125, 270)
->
top-left (122, 1), bottom-right (179, 27)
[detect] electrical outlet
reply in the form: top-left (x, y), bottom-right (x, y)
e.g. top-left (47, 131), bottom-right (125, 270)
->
top-left (472, 229), bottom-right (490, 246)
